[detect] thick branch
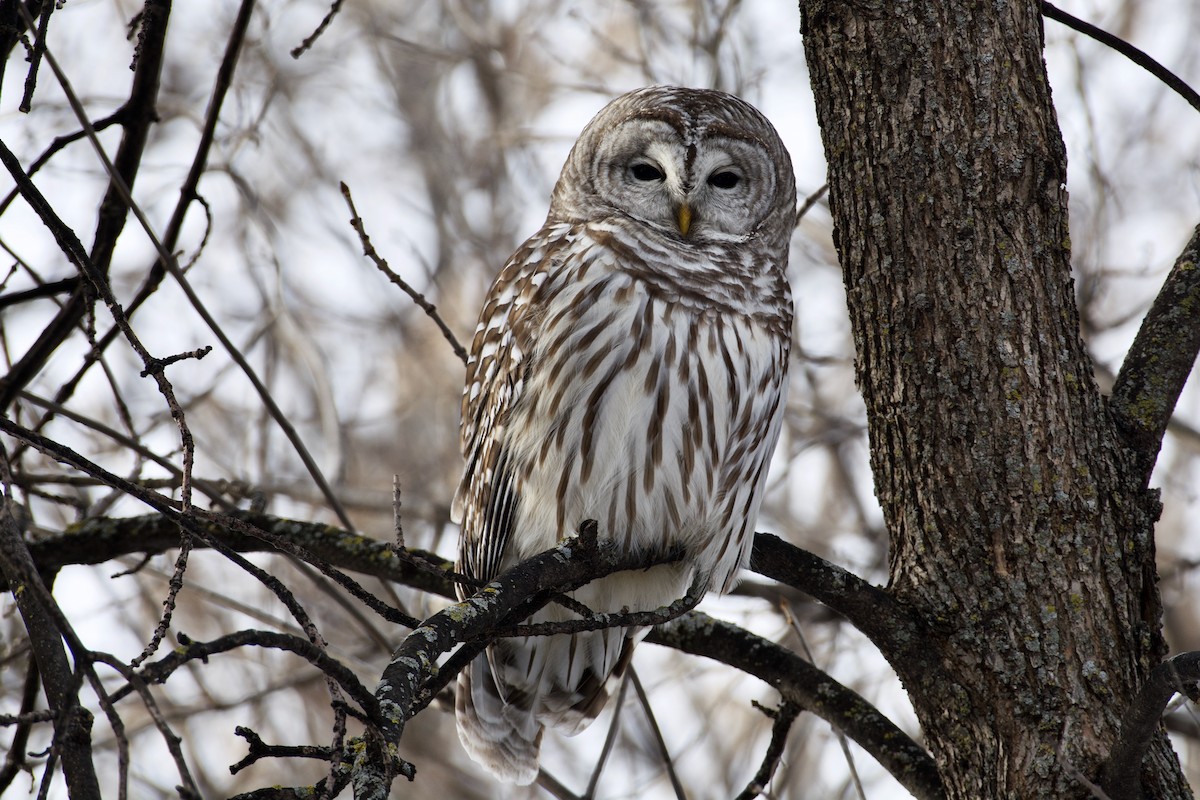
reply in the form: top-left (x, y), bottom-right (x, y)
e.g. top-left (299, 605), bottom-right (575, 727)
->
top-left (7, 502), bottom-right (946, 794)
top-left (1102, 651), bottom-right (1200, 800)
top-left (750, 533), bottom-right (934, 676)
top-left (6, 510), bottom-right (457, 598)
top-left (1110, 224), bottom-right (1200, 483)
top-left (648, 612), bottom-right (945, 800)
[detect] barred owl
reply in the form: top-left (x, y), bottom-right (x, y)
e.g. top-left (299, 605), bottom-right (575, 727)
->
top-left (452, 86), bottom-right (796, 784)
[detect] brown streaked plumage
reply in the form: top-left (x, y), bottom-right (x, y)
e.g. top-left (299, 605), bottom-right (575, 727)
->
top-left (452, 85), bottom-right (796, 784)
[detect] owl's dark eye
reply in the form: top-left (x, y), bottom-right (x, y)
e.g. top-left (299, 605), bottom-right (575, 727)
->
top-left (630, 163), bottom-right (665, 182)
top-left (708, 171), bottom-right (740, 189)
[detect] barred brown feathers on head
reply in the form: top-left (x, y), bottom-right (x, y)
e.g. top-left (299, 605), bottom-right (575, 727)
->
top-left (451, 85), bottom-right (796, 784)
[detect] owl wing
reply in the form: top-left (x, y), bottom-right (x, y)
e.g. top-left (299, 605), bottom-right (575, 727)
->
top-left (452, 227), bottom-right (566, 588)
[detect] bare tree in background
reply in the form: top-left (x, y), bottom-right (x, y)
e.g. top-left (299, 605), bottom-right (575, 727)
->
top-left (1, 1), bottom-right (1199, 798)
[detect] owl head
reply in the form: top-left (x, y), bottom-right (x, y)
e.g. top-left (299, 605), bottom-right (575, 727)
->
top-left (549, 86), bottom-right (797, 253)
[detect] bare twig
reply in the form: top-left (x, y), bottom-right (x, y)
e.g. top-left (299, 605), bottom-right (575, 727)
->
top-left (392, 474), bottom-right (405, 550)
top-left (90, 652), bottom-right (200, 799)
top-left (796, 182), bottom-right (828, 226)
top-left (733, 699), bottom-right (800, 800)
top-left (500, 574), bottom-right (703, 638)
top-left (0, 708), bottom-right (56, 726)
top-left (782, 602), bottom-right (864, 800)
top-left (18, 0), bottom-right (53, 112)
top-left (123, 631), bottom-right (379, 720)
top-left (129, 533), bottom-right (193, 669)
top-left (291, 0), bottom-right (345, 59)
top-left (341, 182), bottom-right (470, 365)
top-left (230, 726), bottom-right (345, 775)
top-left (1041, 2), bottom-right (1200, 114)
top-left (139, 346), bottom-right (214, 377)
top-left (584, 673), bottom-right (631, 798)
top-left (629, 668), bottom-right (687, 800)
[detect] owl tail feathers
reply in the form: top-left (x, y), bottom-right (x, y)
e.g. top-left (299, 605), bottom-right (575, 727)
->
top-left (456, 656), bottom-right (543, 785)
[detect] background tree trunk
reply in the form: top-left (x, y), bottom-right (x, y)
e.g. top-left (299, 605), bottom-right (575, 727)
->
top-left (799, 0), bottom-right (1191, 796)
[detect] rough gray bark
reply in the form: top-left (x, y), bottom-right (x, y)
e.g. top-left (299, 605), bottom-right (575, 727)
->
top-left (799, 0), bottom-right (1191, 797)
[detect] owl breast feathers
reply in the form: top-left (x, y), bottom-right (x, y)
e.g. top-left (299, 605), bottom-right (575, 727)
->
top-left (452, 85), bottom-right (796, 785)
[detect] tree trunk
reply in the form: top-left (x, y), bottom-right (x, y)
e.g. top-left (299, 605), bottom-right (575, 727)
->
top-left (799, 0), bottom-right (1192, 796)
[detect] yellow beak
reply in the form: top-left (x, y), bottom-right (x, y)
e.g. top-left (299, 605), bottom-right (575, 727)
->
top-left (677, 203), bottom-right (692, 237)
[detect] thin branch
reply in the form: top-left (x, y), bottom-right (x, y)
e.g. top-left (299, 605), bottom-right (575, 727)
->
top-left (500, 574), bottom-right (702, 638)
top-left (342, 182), bottom-right (470, 365)
top-left (0, 276), bottom-right (79, 309)
top-left (782, 602), bottom-right (865, 800)
top-left (90, 651), bottom-right (200, 799)
top-left (1109, 224), bottom-right (1200, 483)
top-left (795, 182), bottom-right (828, 227)
top-left (16, 389), bottom-right (237, 510)
top-left (583, 673), bottom-right (631, 798)
top-left (1041, 2), bottom-right (1200, 114)
top-left (0, 658), bottom-right (48, 794)
top-left (733, 700), bottom-right (800, 800)
top-left (629, 667), bottom-right (686, 800)
top-left (129, 533), bottom-right (193, 669)
top-left (18, 0), bottom-right (53, 112)
top-left (291, 0), bottom-right (344, 59)
top-left (29, 0), bottom-right (254, 419)
top-left (121, 631), bottom-right (379, 721)
top-left (1101, 651), bottom-right (1200, 800)
top-left (230, 726), bottom-right (342, 774)
top-left (0, 0), bottom-right (170, 409)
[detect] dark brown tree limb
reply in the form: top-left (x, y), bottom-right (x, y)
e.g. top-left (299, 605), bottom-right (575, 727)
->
top-left (648, 612), bottom-right (945, 800)
top-left (3, 509), bottom-right (458, 599)
top-left (1110, 224), bottom-right (1200, 484)
top-left (750, 533), bottom-right (935, 677)
top-left (0, 450), bottom-right (101, 798)
top-left (1102, 651), bottom-right (1200, 800)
